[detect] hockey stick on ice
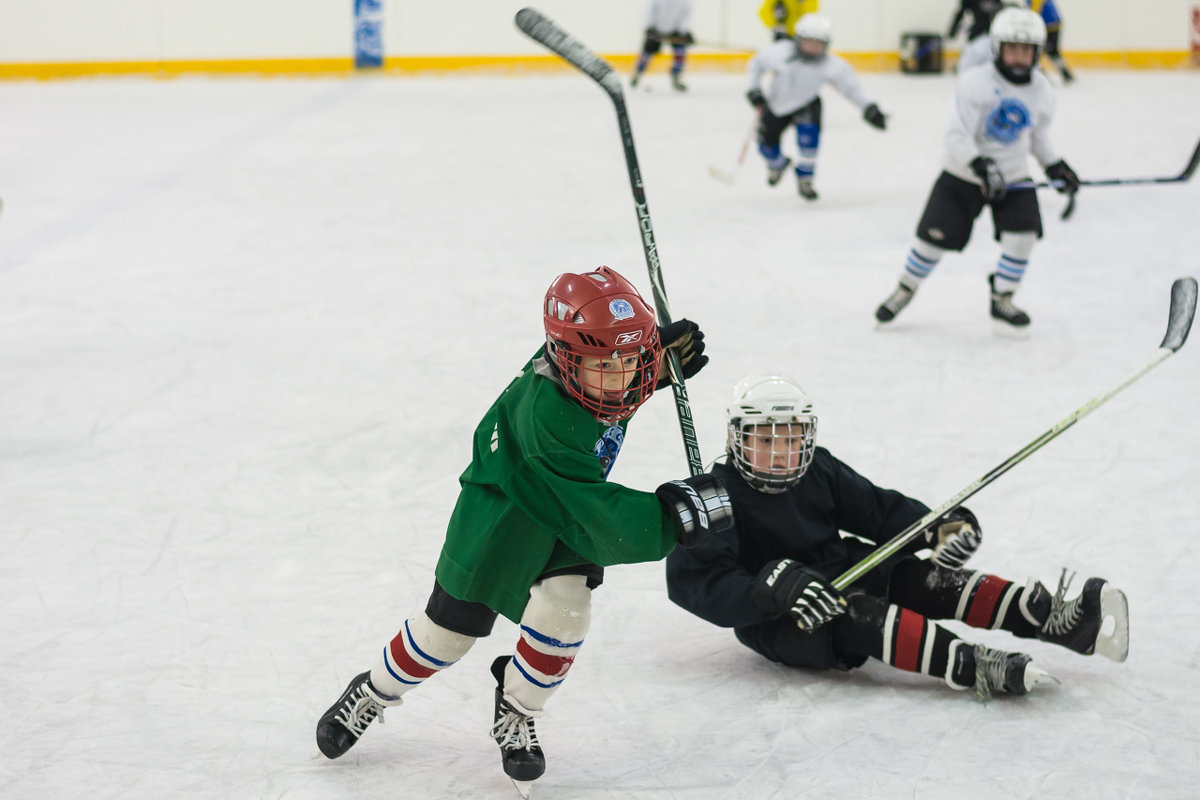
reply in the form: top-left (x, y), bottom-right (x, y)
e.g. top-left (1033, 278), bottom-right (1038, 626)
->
top-left (833, 276), bottom-right (1199, 592)
top-left (1008, 136), bottom-right (1200, 220)
top-left (708, 121), bottom-right (757, 185)
top-left (515, 7), bottom-right (704, 477)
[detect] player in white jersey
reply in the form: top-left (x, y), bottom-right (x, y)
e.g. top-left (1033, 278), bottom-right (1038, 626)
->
top-left (631, 0), bottom-right (694, 92)
top-left (745, 14), bottom-right (887, 200)
top-left (874, 6), bottom-right (1080, 335)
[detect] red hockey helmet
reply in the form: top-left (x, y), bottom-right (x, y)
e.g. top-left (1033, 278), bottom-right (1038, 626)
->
top-left (543, 266), bottom-right (662, 422)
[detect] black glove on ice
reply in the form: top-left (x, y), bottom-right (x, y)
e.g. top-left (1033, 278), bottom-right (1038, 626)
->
top-left (1044, 159), bottom-right (1080, 195)
top-left (656, 318), bottom-right (707, 390)
top-left (863, 103), bottom-right (887, 130)
top-left (746, 88), bottom-right (766, 110)
top-left (753, 558), bottom-right (847, 630)
top-left (970, 156), bottom-right (1007, 202)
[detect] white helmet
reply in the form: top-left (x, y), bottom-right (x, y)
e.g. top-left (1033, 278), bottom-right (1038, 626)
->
top-left (725, 375), bottom-right (818, 494)
top-left (990, 6), bottom-right (1046, 77)
top-left (794, 13), bottom-right (832, 43)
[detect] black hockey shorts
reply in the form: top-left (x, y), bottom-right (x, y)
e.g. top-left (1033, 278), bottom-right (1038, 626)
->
top-left (915, 170), bottom-right (1043, 252)
top-left (736, 542), bottom-right (916, 671)
top-left (424, 564), bottom-right (604, 638)
top-left (641, 29), bottom-right (688, 54)
top-left (757, 96), bottom-right (822, 149)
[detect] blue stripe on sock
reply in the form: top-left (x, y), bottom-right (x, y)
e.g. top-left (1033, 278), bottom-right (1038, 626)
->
top-left (402, 619), bottom-right (455, 668)
top-left (519, 624), bottom-right (583, 649)
top-left (383, 646), bottom-right (423, 685)
top-left (512, 657), bottom-right (565, 689)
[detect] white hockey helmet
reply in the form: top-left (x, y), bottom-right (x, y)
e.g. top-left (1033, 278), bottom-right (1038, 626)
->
top-left (990, 6), bottom-right (1046, 64)
top-left (793, 14), bottom-right (832, 61)
top-left (726, 375), bottom-right (818, 494)
top-left (794, 13), bottom-right (833, 43)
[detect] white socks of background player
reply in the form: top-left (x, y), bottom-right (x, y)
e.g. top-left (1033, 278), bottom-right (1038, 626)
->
top-left (900, 239), bottom-right (945, 289)
top-left (501, 574), bottom-right (591, 715)
top-left (994, 231), bottom-right (1037, 295)
top-left (370, 611), bottom-right (476, 702)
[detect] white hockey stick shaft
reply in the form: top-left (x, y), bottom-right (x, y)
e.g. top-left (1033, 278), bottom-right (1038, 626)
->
top-left (834, 276), bottom-right (1198, 591)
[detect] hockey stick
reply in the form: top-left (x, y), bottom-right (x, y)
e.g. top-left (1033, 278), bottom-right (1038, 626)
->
top-left (1008, 136), bottom-right (1200, 220)
top-left (833, 276), bottom-right (1198, 591)
top-left (708, 121), bottom-right (757, 185)
top-left (515, 7), bottom-right (704, 477)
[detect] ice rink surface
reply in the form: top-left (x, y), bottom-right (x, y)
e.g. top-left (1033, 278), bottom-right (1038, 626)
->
top-left (1, 64), bottom-right (1199, 799)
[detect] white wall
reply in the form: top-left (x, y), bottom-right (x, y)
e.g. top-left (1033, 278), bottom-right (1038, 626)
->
top-left (0, 0), bottom-right (1194, 63)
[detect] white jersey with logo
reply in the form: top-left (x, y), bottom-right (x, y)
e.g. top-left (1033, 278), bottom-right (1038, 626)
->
top-left (644, 0), bottom-right (692, 34)
top-left (747, 40), bottom-right (871, 117)
top-left (943, 63), bottom-right (1059, 184)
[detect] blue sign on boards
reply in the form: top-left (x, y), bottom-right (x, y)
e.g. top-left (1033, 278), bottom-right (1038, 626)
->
top-left (355, 0), bottom-right (384, 69)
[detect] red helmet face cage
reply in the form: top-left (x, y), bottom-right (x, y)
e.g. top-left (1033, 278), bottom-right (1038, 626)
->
top-left (543, 266), bottom-right (662, 422)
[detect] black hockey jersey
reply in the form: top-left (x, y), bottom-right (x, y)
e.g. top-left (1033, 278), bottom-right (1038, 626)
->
top-left (665, 448), bottom-right (930, 634)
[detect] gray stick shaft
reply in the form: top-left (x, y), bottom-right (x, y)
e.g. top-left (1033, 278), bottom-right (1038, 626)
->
top-left (834, 277), bottom-right (1198, 591)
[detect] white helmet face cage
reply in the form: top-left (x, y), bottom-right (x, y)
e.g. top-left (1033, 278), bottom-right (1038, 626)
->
top-left (990, 7), bottom-right (1046, 60)
top-left (725, 375), bottom-right (818, 494)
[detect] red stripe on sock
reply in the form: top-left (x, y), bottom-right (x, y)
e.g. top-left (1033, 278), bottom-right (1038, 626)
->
top-left (893, 608), bottom-right (927, 673)
top-left (388, 633), bottom-right (437, 680)
top-left (965, 575), bottom-right (1008, 628)
top-left (516, 637), bottom-right (575, 679)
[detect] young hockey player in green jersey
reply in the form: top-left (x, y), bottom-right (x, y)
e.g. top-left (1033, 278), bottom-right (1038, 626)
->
top-left (315, 265), bottom-right (731, 794)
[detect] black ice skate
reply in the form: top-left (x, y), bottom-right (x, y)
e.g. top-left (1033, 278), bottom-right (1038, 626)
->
top-left (491, 656), bottom-right (545, 793)
top-left (972, 645), bottom-right (1056, 703)
top-left (1037, 569), bottom-right (1130, 662)
top-left (670, 74), bottom-right (688, 92)
top-left (796, 175), bottom-right (818, 201)
top-left (875, 279), bottom-right (917, 323)
top-left (767, 157), bottom-right (792, 187)
top-left (989, 273), bottom-right (1031, 334)
top-left (315, 671), bottom-right (401, 759)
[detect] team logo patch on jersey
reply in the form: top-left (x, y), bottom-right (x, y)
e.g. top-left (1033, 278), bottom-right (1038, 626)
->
top-left (614, 330), bottom-right (643, 345)
top-left (593, 425), bottom-right (625, 479)
top-left (985, 97), bottom-right (1032, 145)
top-left (609, 299), bottom-right (635, 320)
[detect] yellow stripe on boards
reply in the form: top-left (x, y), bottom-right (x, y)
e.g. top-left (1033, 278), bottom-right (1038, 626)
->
top-left (0, 51), bottom-right (1194, 81)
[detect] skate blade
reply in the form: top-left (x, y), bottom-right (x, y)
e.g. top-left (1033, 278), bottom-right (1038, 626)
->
top-left (991, 319), bottom-right (1031, 339)
top-left (511, 778), bottom-right (533, 799)
top-left (707, 165), bottom-right (736, 185)
top-left (1095, 584), bottom-right (1130, 662)
top-left (1024, 664), bottom-right (1061, 693)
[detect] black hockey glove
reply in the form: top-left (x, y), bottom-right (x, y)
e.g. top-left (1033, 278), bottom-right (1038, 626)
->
top-left (1044, 159), bottom-right (1080, 195)
top-left (862, 103), bottom-right (887, 130)
top-left (926, 506), bottom-right (982, 570)
top-left (746, 88), bottom-right (766, 111)
top-left (644, 27), bottom-right (661, 43)
top-left (753, 558), bottom-right (847, 630)
top-left (655, 319), bottom-right (707, 390)
top-left (970, 156), bottom-right (1007, 202)
top-left (656, 474), bottom-right (734, 548)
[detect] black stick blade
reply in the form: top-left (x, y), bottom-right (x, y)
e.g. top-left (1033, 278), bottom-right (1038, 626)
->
top-left (1162, 277), bottom-right (1198, 352)
top-left (1179, 137), bottom-right (1200, 182)
top-left (515, 8), bottom-right (622, 95)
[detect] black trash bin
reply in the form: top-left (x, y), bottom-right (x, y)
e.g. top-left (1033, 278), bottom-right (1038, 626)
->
top-left (900, 32), bottom-right (943, 74)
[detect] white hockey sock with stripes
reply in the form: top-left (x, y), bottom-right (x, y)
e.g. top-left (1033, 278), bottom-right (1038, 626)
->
top-left (994, 231), bottom-right (1037, 294)
top-left (370, 611), bottom-right (476, 701)
top-left (503, 575), bottom-right (591, 713)
top-left (902, 239), bottom-right (945, 286)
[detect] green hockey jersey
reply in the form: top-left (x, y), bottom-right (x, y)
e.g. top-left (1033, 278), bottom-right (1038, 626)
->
top-left (434, 350), bottom-right (680, 622)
